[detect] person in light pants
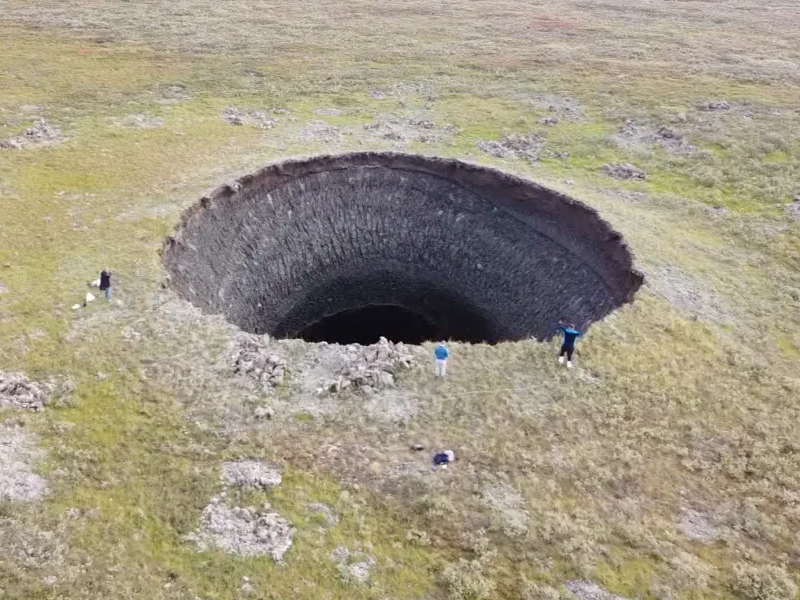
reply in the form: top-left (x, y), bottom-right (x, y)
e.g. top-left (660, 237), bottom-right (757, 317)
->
top-left (434, 342), bottom-right (449, 378)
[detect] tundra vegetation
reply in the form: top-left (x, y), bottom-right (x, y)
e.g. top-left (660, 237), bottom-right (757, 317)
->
top-left (0, 0), bottom-right (799, 598)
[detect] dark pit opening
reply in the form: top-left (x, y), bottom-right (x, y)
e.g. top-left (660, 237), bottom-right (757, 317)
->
top-left (162, 152), bottom-right (643, 344)
top-left (298, 305), bottom-right (437, 345)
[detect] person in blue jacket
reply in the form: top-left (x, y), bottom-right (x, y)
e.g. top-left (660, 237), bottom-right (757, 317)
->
top-left (434, 342), bottom-right (449, 378)
top-left (557, 320), bottom-right (582, 369)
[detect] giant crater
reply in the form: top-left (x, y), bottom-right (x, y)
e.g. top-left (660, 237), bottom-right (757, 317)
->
top-left (162, 152), bottom-right (643, 345)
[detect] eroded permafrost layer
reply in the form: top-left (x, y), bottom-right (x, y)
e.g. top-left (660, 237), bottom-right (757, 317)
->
top-left (162, 152), bottom-right (643, 342)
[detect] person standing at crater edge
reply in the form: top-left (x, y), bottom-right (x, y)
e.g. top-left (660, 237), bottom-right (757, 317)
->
top-left (99, 268), bottom-right (112, 300)
top-left (434, 342), bottom-right (449, 378)
top-left (557, 320), bottom-right (582, 369)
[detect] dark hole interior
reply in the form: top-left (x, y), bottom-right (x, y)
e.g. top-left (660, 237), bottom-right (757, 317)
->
top-left (297, 304), bottom-right (438, 345)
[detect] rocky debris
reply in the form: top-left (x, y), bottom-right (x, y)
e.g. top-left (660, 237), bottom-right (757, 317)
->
top-left (369, 90), bottom-right (389, 99)
top-left (331, 546), bottom-right (377, 584)
top-left (482, 482), bottom-right (530, 537)
top-left (478, 133), bottom-right (545, 163)
top-left (221, 108), bottom-right (277, 129)
top-left (308, 502), bottom-right (339, 527)
top-left (221, 460), bottom-right (282, 490)
top-left (253, 405), bottom-right (274, 420)
top-left (0, 423), bottom-right (48, 502)
top-left (565, 580), bottom-right (630, 600)
top-left (323, 337), bottom-right (415, 394)
top-left (228, 334), bottom-right (286, 391)
top-left (186, 496), bottom-right (294, 561)
top-left (299, 120), bottom-right (342, 143)
top-left (0, 371), bottom-right (48, 411)
top-left (113, 113), bottom-right (163, 128)
top-left (538, 116), bottom-right (559, 126)
top-left (706, 100), bottom-right (731, 111)
top-left (603, 162), bottom-right (646, 180)
top-left (679, 508), bottom-right (719, 543)
top-left (363, 115), bottom-right (457, 144)
top-left (0, 118), bottom-right (65, 149)
top-left (612, 120), bottom-right (695, 154)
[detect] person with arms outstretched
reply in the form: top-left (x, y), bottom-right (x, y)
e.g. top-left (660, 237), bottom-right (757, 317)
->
top-left (557, 320), bottom-right (581, 369)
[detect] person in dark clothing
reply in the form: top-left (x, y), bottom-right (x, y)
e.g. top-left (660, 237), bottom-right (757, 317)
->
top-left (432, 450), bottom-right (455, 470)
top-left (99, 269), bottom-right (112, 300)
top-left (557, 320), bottom-right (582, 368)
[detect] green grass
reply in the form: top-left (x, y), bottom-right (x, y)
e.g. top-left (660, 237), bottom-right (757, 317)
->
top-left (1, 3), bottom-right (800, 598)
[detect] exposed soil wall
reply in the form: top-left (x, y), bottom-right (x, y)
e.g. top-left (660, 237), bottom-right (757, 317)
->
top-left (162, 152), bottom-right (643, 343)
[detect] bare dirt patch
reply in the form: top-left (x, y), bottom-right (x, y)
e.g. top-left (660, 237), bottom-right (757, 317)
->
top-left (186, 496), bottom-right (295, 561)
top-left (525, 93), bottom-right (587, 123)
top-left (0, 423), bottom-right (48, 502)
top-left (478, 133), bottom-right (546, 163)
top-left (645, 264), bottom-right (732, 325)
top-left (603, 162), bottom-right (647, 180)
top-left (679, 508), bottom-right (719, 543)
top-left (612, 120), bottom-right (695, 154)
top-left (221, 460), bottom-right (282, 490)
top-left (298, 120), bottom-right (343, 143)
top-left (0, 118), bottom-right (65, 149)
top-left (565, 580), bottom-right (630, 600)
top-left (362, 114), bottom-right (457, 145)
top-left (221, 107), bottom-right (278, 129)
top-left (0, 371), bottom-right (48, 411)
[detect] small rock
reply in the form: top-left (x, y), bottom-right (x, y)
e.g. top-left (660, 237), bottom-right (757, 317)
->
top-left (603, 162), bottom-right (646, 180)
top-left (377, 371), bottom-right (394, 387)
top-left (221, 460), bottom-right (282, 489)
top-left (253, 406), bottom-right (274, 420)
top-left (478, 133), bottom-right (545, 163)
top-left (0, 371), bottom-right (48, 411)
top-left (565, 580), bottom-right (630, 600)
top-left (706, 100), bottom-right (731, 111)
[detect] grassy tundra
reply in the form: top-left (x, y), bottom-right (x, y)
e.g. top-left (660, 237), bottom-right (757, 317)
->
top-left (0, 0), bottom-right (799, 598)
